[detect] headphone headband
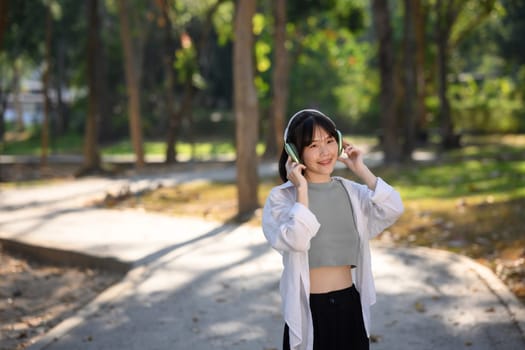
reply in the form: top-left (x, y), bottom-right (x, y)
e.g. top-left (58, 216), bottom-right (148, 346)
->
top-left (283, 109), bottom-right (334, 142)
top-left (283, 109), bottom-right (343, 163)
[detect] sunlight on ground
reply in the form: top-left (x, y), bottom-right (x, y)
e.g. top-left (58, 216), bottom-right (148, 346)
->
top-left (101, 135), bottom-right (525, 303)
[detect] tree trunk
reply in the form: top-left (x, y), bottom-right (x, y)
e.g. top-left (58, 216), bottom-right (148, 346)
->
top-left (96, 5), bottom-right (111, 143)
top-left (372, 0), bottom-right (401, 164)
top-left (54, 39), bottom-right (66, 135)
top-left (0, 0), bottom-right (8, 146)
top-left (234, 0), bottom-right (260, 219)
top-left (265, 0), bottom-right (288, 160)
top-left (0, 0), bottom-right (7, 48)
top-left (402, 0), bottom-right (417, 159)
top-left (413, 0), bottom-right (428, 144)
top-left (80, 0), bottom-right (101, 174)
top-left (41, 6), bottom-right (52, 168)
top-left (13, 61), bottom-right (24, 131)
top-left (436, 29), bottom-right (455, 148)
top-left (0, 94), bottom-right (6, 146)
top-left (167, 79), bottom-right (194, 163)
top-left (161, 0), bottom-right (179, 164)
top-left (436, 0), bottom-right (461, 149)
top-left (117, 0), bottom-right (145, 167)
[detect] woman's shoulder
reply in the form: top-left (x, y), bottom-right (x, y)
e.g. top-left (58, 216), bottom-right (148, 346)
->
top-left (267, 181), bottom-right (295, 198)
top-left (267, 181), bottom-right (292, 192)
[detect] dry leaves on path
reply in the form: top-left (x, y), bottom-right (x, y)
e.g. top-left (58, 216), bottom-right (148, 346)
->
top-left (0, 246), bottom-right (124, 350)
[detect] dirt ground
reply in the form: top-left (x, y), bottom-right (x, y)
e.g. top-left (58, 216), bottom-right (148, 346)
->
top-left (0, 245), bottom-right (124, 350)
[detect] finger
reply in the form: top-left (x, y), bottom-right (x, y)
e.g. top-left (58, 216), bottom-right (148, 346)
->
top-left (290, 163), bottom-right (301, 174)
top-left (285, 157), bottom-right (294, 172)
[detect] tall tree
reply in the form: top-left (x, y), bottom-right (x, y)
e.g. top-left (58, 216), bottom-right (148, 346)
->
top-left (435, 0), bottom-right (496, 149)
top-left (234, 0), bottom-right (260, 219)
top-left (0, 0), bottom-right (5, 145)
top-left (13, 59), bottom-right (24, 131)
top-left (0, 0), bottom-right (7, 48)
top-left (41, 3), bottom-right (52, 167)
top-left (372, 0), bottom-right (401, 163)
top-left (79, 0), bottom-right (101, 174)
top-left (265, 0), bottom-right (288, 159)
top-left (160, 0), bottom-right (179, 164)
top-left (435, 0), bottom-right (460, 149)
top-left (161, 0), bottom-right (224, 163)
top-left (117, 0), bottom-right (145, 167)
top-left (413, 0), bottom-right (428, 143)
top-left (498, 0), bottom-right (525, 65)
top-left (402, 0), bottom-right (417, 159)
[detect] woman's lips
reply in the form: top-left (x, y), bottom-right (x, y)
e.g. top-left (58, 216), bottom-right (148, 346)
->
top-left (318, 159), bottom-right (332, 166)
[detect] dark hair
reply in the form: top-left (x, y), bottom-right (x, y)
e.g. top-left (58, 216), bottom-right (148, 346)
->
top-left (278, 110), bottom-right (339, 182)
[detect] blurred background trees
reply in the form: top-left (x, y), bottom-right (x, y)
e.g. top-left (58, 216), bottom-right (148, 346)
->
top-left (1, 0), bottom-right (524, 216)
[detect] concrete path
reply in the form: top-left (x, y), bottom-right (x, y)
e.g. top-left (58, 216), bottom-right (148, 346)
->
top-left (0, 162), bottom-right (524, 350)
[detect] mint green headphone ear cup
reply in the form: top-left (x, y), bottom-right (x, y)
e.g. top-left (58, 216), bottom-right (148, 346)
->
top-left (336, 130), bottom-right (343, 155)
top-left (284, 143), bottom-right (301, 163)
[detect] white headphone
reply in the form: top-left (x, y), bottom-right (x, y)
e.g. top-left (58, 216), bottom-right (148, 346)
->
top-left (283, 109), bottom-right (332, 142)
top-left (283, 109), bottom-right (342, 163)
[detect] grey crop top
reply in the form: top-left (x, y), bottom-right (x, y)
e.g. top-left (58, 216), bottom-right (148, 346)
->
top-left (307, 179), bottom-right (360, 269)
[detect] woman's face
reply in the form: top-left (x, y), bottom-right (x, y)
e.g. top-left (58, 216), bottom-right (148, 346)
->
top-left (302, 126), bottom-right (338, 183)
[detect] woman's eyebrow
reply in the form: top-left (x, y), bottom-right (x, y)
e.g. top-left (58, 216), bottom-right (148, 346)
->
top-left (311, 135), bottom-right (333, 142)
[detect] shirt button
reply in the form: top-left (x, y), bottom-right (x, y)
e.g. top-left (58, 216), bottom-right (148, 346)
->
top-left (329, 297), bottom-right (335, 304)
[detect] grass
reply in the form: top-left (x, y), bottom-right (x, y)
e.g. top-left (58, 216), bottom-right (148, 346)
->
top-left (1, 130), bottom-right (376, 159)
top-left (1, 131), bottom-right (85, 155)
top-left (1, 131), bottom-right (237, 158)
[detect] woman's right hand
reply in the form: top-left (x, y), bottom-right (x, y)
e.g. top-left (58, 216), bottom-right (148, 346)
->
top-left (285, 156), bottom-right (307, 189)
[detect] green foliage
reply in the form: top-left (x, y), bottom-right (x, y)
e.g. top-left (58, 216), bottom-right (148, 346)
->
top-left (174, 44), bottom-right (198, 83)
top-left (331, 30), bottom-right (378, 131)
top-left (421, 0), bottom-right (524, 134)
top-left (3, 0), bottom-right (525, 154)
top-left (286, 13), bottom-right (377, 131)
top-left (212, 1), bottom-right (234, 45)
top-left (3, 1), bottom-right (46, 60)
top-left (253, 12), bottom-right (272, 102)
top-left (449, 74), bottom-right (523, 133)
top-left (498, 0), bottom-right (525, 65)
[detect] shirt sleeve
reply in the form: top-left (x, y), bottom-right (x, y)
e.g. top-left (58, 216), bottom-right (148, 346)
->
top-left (262, 186), bottom-right (320, 253)
top-left (354, 177), bottom-right (404, 239)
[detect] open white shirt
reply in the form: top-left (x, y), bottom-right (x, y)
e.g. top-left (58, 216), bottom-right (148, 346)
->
top-left (262, 176), bottom-right (404, 350)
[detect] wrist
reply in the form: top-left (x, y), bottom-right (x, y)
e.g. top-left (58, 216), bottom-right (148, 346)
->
top-left (354, 164), bottom-right (376, 189)
top-left (296, 186), bottom-right (309, 207)
top-left (351, 162), bottom-right (368, 176)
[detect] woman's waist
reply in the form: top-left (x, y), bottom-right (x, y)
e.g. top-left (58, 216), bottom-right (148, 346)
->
top-left (309, 265), bottom-right (353, 294)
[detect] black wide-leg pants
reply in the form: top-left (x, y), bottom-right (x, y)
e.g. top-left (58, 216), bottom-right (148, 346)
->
top-left (283, 284), bottom-right (369, 350)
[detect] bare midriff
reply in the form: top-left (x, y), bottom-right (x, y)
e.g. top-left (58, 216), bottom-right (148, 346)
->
top-left (309, 265), bottom-right (353, 294)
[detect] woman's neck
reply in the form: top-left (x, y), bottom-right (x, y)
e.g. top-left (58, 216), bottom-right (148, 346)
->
top-left (305, 173), bottom-right (332, 183)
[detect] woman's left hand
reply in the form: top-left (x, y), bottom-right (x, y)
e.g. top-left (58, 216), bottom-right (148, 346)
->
top-left (338, 141), bottom-right (365, 174)
top-left (338, 141), bottom-right (378, 190)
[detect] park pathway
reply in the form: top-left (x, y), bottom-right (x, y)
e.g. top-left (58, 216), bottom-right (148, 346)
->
top-left (0, 160), bottom-right (524, 349)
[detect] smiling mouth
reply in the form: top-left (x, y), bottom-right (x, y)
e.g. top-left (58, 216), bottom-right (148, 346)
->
top-left (318, 159), bottom-right (332, 165)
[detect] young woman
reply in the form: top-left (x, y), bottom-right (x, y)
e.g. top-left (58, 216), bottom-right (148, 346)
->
top-left (262, 109), bottom-right (404, 350)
